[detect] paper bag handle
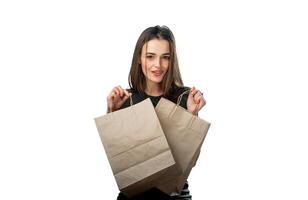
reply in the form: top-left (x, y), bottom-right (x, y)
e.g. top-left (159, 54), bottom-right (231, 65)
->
top-left (176, 89), bottom-right (190, 106)
top-left (169, 89), bottom-right (190, 116)
top-left (129, 94), bottom-right (133, 106)
top-left (170, 89), bottom-right (196, 128)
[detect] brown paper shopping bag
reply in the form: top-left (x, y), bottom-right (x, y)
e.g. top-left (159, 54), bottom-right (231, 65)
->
top-left (94, 97), bottom-right (178, 198)
top-left (155, 91), bottom-right (211, 195)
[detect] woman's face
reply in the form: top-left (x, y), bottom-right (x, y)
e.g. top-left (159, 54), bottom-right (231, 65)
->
top-left (140, 38), bottom-right (170, 85)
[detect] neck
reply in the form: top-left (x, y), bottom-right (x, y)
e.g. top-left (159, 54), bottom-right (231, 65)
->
top-left (145, 82), bottom-right (163, 96)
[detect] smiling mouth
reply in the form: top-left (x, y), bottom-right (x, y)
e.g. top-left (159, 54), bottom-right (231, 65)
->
top-left (152, 71), bottom-right (163, 76)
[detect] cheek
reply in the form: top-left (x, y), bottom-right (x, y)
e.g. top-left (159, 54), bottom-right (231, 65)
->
top-left (141, 59), bottom-right (150, 69)
top-left (141, 63), bottom-right (151, 77)
top-left (162, 59), bottom-right (169, 68)
top-left (141, 64), bottom-right (147, 75)
top-left (162, 62), bottom-right (169, 72)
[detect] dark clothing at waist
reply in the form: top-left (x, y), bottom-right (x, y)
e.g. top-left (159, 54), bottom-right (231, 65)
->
top-left (117, 181), bottom-right (191, 200)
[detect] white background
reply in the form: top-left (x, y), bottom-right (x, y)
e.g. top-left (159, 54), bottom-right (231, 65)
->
top-left (1, 0), bottom-right (307, 199)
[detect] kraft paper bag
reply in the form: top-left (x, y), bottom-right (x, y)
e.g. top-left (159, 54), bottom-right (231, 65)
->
top-left (94, 97), bottom-right (178, 198)
top-left (155, 91), bottom-right (211, 195)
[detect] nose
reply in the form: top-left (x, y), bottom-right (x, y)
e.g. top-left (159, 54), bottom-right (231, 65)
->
top-left (154, 57), bottom-right (161, 68)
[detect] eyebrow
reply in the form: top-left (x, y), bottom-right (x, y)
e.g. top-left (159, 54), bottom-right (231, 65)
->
top-left (146, 52), bottom-right (170, 55)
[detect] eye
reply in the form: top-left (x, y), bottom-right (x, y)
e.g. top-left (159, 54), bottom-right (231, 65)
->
top-left (146, 55), bottom-right (154, 59)
top-left (163, 56), bottom-right (170, 60)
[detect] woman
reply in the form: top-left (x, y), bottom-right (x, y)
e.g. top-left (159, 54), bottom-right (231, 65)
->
top-left (107, 25), bottom-right (206, 200)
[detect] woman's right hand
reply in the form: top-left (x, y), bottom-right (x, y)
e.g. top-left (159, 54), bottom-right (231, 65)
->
top-left (107, 86), bottom-right (132, 113)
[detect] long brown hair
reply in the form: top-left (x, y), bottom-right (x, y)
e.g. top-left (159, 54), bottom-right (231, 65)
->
top-left (128, 25), bottom-right (185, 98)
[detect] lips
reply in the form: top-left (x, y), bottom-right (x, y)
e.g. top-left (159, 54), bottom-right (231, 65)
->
top-left (152, 71), bottom-right (163, 76)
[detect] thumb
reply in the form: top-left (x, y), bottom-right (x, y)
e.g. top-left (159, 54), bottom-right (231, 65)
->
top-left (121, 94), bottom-right (130, 103)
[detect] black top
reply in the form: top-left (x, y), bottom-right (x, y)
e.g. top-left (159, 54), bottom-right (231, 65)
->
top-left (120, 86), bottom-right (190, 110)
top-left (117, 86), bottom-right (192, 200)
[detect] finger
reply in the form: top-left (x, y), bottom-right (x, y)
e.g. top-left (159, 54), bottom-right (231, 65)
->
top-left (198, 91), bottom-right (206, 105)
top-left (196, 96), bottom-right (204, 106)
top-left (188, 103), bottom-right (198, 114)
top-left (112, 92), bottom-right (119, 102)
top-left (196, 97), bottom-right (206, 110)
top-left (118, 85), bottom-right (125, 97)
top-left (193, 90), bottom-right (200, 102)
top-left (201, 97), bottom-right (206, 106)
top-left (190, 86), bottom-right (196, 93)
top-left (116, 86), bottom-right (124, 97)
top-left (111, 87), bottom-right (117, 96)
top-left (195, 91), bottom-right (203, 99)
top-left (108, 88), bottom-right (116, 96)
top-left (193, 104), bottom-right (199, 114)
top-left (123, 89), bottom-right (130, 97)
top-left (121, 94), bottom-right (129, 103)
top-left (107, 92), bottom-right (116, 108)
top-left (113, 87), bottom-right (121, 97)
top-left (107, 91), bottom-right (115, 100)
top-left (193, 93), bottom-right (203, 105)
top-left (191, 89), bottom-right (199, 98)
top-left (118, 85), bottom-right (127, 97)
top-left (188, 90), bottom-right (194, 100)
top-left (200, 101), bottom-right (205, 110)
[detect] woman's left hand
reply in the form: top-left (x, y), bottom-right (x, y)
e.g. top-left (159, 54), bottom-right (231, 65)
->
top-left (187, 86), bottom-right (206, 115)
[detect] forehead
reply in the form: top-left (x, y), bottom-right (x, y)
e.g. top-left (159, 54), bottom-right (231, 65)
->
top-left (142, 39), bottom-right (170, 53)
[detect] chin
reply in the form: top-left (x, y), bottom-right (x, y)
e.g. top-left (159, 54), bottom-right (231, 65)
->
top-left (149, 80), bottom-right (163, 84)
top-left (149, 77), bottom-right (164, 84)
